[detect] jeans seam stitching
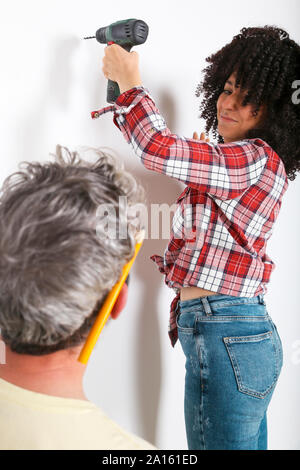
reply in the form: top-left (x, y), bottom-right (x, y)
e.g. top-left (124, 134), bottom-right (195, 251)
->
top-left (196, 316), bottom-right (269, 322)
top-left (196, 335), bottom-right (205, 450)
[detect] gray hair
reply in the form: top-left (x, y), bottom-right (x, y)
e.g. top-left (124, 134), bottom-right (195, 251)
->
top-left (0, 146), bottom-right (145, 354)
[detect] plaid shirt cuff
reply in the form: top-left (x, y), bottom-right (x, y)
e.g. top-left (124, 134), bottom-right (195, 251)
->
top-left (90, 86), bottom-right (151, 122)
top-left (114, 86), bottom-right (151, 108)
top-left (112, 86), bottom-right (153, 135)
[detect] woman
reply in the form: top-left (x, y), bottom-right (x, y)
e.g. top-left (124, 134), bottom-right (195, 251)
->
top-left (99, 25), bottom-right (300, 449)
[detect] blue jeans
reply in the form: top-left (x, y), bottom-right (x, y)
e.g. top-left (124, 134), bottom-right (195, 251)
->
top-left (176, 294), bottom-right (283, 450)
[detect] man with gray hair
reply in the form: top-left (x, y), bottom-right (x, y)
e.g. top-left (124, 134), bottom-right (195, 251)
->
top-left (0, 146), bottom-right (156, 450)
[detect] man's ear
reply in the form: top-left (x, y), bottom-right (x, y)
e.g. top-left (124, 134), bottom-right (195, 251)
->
top-left (110, 282), bottom-right (128, 320)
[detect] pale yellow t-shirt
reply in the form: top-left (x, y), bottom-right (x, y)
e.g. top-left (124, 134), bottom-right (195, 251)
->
top-left (0, 377), bottom-right (157, 450)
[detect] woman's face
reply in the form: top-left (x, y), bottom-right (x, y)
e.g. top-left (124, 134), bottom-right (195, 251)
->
top-left (217, 71), bottom-right (266, 143)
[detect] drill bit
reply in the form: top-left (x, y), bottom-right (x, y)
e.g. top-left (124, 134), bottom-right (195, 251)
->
top-left (83, 36), bottom-right (96, 40)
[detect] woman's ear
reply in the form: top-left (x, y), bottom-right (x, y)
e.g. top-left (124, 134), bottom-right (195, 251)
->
top-left (110, 282), bottom-right (128, 320)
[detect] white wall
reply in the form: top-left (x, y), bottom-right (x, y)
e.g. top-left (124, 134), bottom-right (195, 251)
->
top-left (1, 0), bottom-right (299, 450)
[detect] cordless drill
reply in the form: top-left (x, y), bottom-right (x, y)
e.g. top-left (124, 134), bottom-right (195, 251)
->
top-left (84, 19), bottom-right (149, 103)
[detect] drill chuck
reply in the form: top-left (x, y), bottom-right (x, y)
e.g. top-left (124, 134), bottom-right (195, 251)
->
top-left (95, 27), bottom-right (107, 44)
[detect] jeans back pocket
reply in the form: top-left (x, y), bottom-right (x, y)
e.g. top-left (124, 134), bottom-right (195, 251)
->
top-left (223, 331), bottom-right (281, 399)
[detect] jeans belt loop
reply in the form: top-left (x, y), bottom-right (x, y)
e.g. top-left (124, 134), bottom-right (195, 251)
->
top-left (201, 296), bottom-right (213, 316)
top-left (258, 294), bottom-right (266, 305)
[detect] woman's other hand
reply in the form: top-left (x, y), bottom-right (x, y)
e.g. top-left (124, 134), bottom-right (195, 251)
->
top-left (193, 131), bottom-right (210, 142)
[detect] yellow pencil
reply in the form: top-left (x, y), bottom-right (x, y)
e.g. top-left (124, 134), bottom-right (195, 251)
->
top-left (77, 230), bottom-right (145, 364)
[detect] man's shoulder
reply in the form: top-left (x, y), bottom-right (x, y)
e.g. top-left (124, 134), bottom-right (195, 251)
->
top-left (85, 403), bottom-right (157, 450)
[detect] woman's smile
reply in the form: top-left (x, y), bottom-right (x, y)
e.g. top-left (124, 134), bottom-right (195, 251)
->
top-left (220, 114), bottom-right (238, 122)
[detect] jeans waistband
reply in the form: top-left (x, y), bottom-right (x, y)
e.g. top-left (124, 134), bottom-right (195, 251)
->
top-left (178, 294), bottom-right (266, 316)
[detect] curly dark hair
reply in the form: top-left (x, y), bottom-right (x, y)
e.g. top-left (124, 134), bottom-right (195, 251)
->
top-left (196, 25), bottom-right (300, 181)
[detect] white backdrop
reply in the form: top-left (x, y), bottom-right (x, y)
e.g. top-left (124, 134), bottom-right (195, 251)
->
top-left (0, 0), bottom-right (299, 450)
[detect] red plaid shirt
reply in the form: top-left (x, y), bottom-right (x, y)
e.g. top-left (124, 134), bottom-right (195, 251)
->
top-left (92, 86), bottom-right (289, 347)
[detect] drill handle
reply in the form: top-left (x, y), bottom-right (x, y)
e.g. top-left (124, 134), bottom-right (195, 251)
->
top-left (106, 43), bottom-right (132, 103)
top-left (107, 80), bottom-right (120, 104)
